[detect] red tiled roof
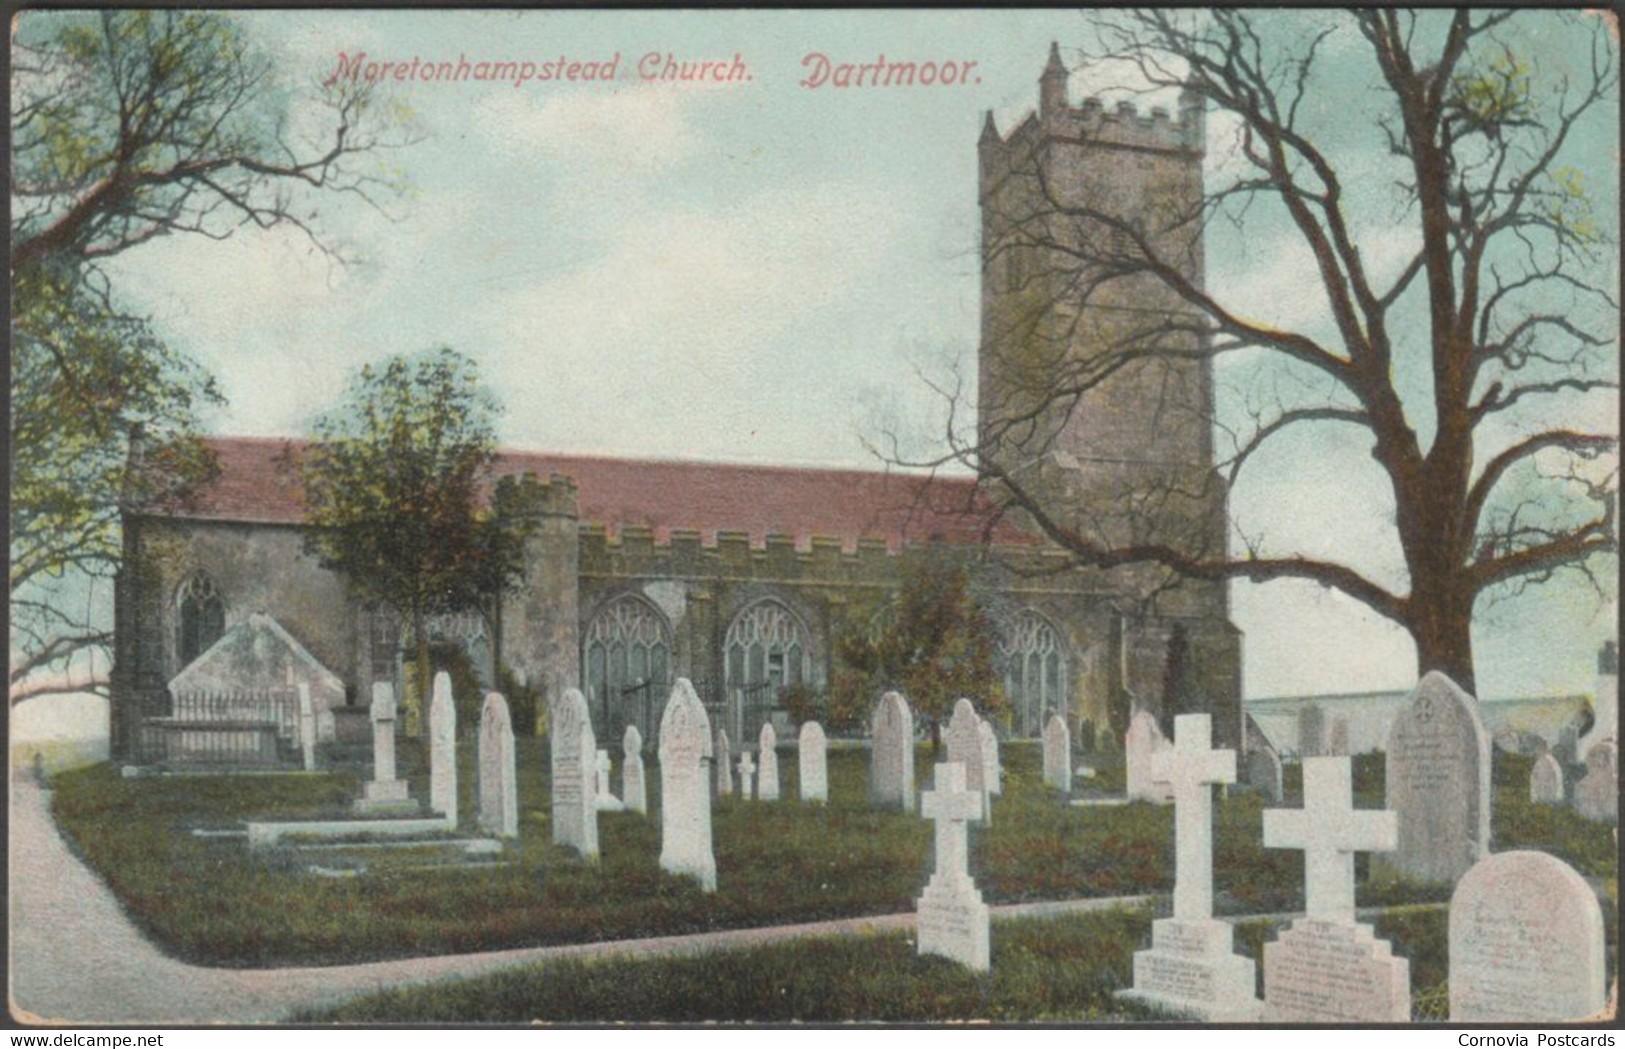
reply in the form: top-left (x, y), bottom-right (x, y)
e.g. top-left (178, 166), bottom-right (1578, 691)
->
top-left (147, 436), bottom-right (1031, 551)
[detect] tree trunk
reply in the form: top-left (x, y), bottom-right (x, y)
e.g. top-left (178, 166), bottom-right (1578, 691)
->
top-left (1407, 588), bottom-right (1476, 696)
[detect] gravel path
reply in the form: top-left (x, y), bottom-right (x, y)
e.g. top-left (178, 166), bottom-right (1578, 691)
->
top-left (8, 776), bottom-right (1155, 1025)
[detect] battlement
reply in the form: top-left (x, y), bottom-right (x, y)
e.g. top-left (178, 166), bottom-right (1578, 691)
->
top-left (494, 469), bottom-right (580, 519)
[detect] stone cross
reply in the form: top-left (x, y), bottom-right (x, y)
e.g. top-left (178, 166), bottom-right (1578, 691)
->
top-left (356, 681), bottom-right (411, 812)
top-left (477, 691), bottom-right (518, 838)
top-left (622, 725), bottom-right (647, 815)
top-left (737, 750), bottom-right (756, 799)
top-left (758, 723), bottom-right (780, 801)
top-left (1264, 757), bottom-right (1397, 921)
top-left (1150, 714), bottom-right (1235, 921)
top-left (429, 671), bottom-right (457, 824)
top-left (922, 761), bottom-right (983, 882)
top-left (799, 721), bottom-right (828, 803)
top-left (916, 761), bottom-right (990, 971)
top-left (657, 678), bottom-right (716, 891)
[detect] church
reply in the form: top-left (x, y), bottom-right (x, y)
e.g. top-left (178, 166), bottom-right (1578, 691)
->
top-left (108, 49), bottom-right (1243, 760)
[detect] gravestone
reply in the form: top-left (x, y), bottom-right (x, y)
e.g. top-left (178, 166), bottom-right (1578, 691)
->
top-left (979, 719), bottom-right (1002, 796)
top-left (1328, 716), bottom-right (1350, 757)
top-left (916, 762), bottom-right (989, 971)
top-left (869, 691), bottom-right (915, 812)
top-left (1119, 714), bottom-right (1260, 1021)
top-left (1450, 850), bottom-right (1606, 1022)
top-left (477, 691), bottom-right (518, 838)
top-left (737, 750), bottom-right (756, 800)
top-left (758, 723), bottom-right (780, 801)
top-left (622, 725), bottom-right (647, 815)
top-left (297, 683), bottom-right (317, 772)
top-left (595, 748), bottom-right (625, 812)
top-left (1298, 703), bottom-right (1326, 757)
top-left (357, 682), bottom-right (410, 813)
top-left (657, 678), bottom-right (716, 891)
top-left (945, 699), bottom-right (990, 823)
top-left (429, 672), bottom-right (457, 823)
top-left (1529, 751), bottom-right (1565, 805)
top-left (1042, 714), bottom-right (1071, 791)
top-left (550, 688), bottom-right (599, 860)
top-left (799, 721), bottom-right (828, 803)
top-left (1575, 741), bottom-right (1617, 824)
top-left (1263, 757), bottom-right (1408, 1022)
top-left (1580, 641), bottom-right (1618, 763)
top-left (1383, 672), bottom-right (1490, 883)
top-left (715, 728), bottom-right (734, 797)
top-left (1125, 710), bottom-right (1174, 803)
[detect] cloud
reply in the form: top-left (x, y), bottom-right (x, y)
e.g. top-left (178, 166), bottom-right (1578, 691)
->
top-left (475, 81), bottom-right (713, 173)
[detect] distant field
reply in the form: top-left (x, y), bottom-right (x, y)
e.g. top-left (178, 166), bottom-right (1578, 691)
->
top-left (12, 738), bottom-right (109, 776)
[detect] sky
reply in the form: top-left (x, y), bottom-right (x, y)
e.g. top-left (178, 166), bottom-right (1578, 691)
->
top-left (15, 10), bottom-right (1621, 733)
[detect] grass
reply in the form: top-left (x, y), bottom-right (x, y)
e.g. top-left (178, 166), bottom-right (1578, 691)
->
top-left (48, 739), bottom-right (1614, 969)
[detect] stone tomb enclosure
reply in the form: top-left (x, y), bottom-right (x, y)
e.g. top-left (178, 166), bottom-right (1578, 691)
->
top-left (1449, 850), bottom-right (1606, 1022)
top-left (1383, 671), bottom-right (1490, 883)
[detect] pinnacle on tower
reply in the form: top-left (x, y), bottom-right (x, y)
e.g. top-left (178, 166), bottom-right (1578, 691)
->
top-left (979, 109), bottom-right (999, 145)
top-left (1040, 41), bottom-right (1068, 118)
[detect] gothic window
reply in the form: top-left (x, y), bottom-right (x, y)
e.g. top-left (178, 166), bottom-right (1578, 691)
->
top-left (999, 610), bottom-right (1067, 737)
top-left (724, 600), bottom-right (808, 698)
top-left (582, 595), bottom-right (671, 740)
top-left (175, 574), bottom-right (225, 670)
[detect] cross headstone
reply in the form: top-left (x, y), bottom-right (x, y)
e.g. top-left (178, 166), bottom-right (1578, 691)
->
top-left (550, 688), bottom-right (599, 860)
top-left (297, 683), bottom-right (317, 772)
top-left (657, 678), bottom-right (716, 891)
top-left (868, 691), bottom-right (915, 811)
top-left (622, 725), bottom-right (647, 815)
top-left (429, 672), bottom-right (457, 825)
top-left (758, 723), bottom-right (780, 801)
top-left (799, 721), bottom-right (828, 803)
top-left (1383, 671), bottom-right (1491, 883)
top-left (915, 762), bottom-right (989, 971)
top-left (357, 681), bottom-right (410, 812)
top-left (595, 748), bottom-right (625, 812)
top-left (1449, 850), bottom-right (1607, 1021)
top-left (1042, 714), bottom-right (1071, 791)
top-left (477, 691), bottom-right (518, 838)
top-left (1529, 751), bottom-right (1565, 805)
top-left (737, 750), bottom-right (756, 800)
top-left (1575, 741), bottom-right (1617, 824)
top-left (1118, 714), bottom-right (1260, 1021)
top-left (1125, 710), bottom-right (1174, 803)
top-left (944, 699), bottom-right (990, 823)
top-left (1298, 703), bottom-right (1326, 758)
top-left (715, 727), bottom-right (734, 797)
top-left (979, 718), bottom-right (1002, 797)
top-left (1262, 757), bottom-right (1408, 1022)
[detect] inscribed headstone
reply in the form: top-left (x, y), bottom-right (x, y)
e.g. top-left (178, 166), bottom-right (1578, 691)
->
top-left (868, 691), bottom-right (915, 811)
top-left (550, 688), bottom-right (599, 859)
top-left (1383, 672), bottom-right (1490, 883)
top-left (1042, 714), bottom-right (1071, 791)
top-left (799, 721), bottom-right (828, 803)
top-left (1449, 850), bottom-right (1606, 1022)
top-left (1125, 710), bottom-right (1174, 803)
top-left (622, 725), bottom-right (647, 815)
top-left (758, 723), bottom-right (780, 801)
top-left (1575, 741), bottom-right (1618, 824)
top-left (657, 678), bottom-right (716, 891)
top-left (1529, 752), bottom-right (1565, 805)
top-left (979, 719), bottom-right (1002, 796)
top-left (715, 727), bottom-right (734, 797)
top-left (429, 672), bottom-right (457, 823)
top-left (916, 762), bottom-right (989, 971)
top-left (477, 691), bottom-right (518, 838)
top-left (944, 699), bottom-right (989, 822)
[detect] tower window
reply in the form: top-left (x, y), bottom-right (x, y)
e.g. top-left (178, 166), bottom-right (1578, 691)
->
top-left (175, 574), bottom-right (226, 669)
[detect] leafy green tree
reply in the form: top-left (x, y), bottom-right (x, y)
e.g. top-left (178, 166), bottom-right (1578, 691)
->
top-left (834, 548), bottom-right (1007, 751)
top-left (10, 11), bottom-right (412, 703)
top-left (285, 348), bottom-right (541, 735)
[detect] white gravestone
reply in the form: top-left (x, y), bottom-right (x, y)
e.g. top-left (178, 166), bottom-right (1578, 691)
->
top-left (758, 723), bottom-right (780, 801)
top-left (715, 728), bottom-right (734, 797)
top-left (297, 683), bottom-right (317, 772)
top-left (595, 748), bottom-right (625, 812)
top-left (1042, 714), bottom-right (1071, 791)
top-left (737, 750), bottom-right (756, 800)
top-left (945, 699), bottom-right (990, 823)
top-left (1529, 751), bottom-right (1565, 805)
top-left (1449, 850), bottom-right (1607, 1022)
top-left (1384, 671), bottom-right (1491, 883)
top-left (477, 691), bottom-right (518, 838)
top-left (1575, 741), bottom-right (1618, 824)
top-left (358, 682), bottom-right (410, 811)
top-left (979, 719), bottom-right (1002, 796)
top-left (1125, 710), bottom-right (1174, 803)
top-left (1580, 642), bottom-right (1617, 763)
top-left (799, 721), bottom-right (828, 803)
top-left (658, 679), bottom-right (716, 891)
top-left (1262, 757), bottom-right (1408, 1022)
top-left (429, 672), bottom-right (458, 825)
top-left (550, 688), bottom-right (599, 860)
top-left (1119, 714), bottom-right (1261, 1021)
top-left (622, 725), bottom-right (647, 815)
top-left (916, 762), bottom-right (989, 971)
top-left (869, 691), bottom-right (915, 811)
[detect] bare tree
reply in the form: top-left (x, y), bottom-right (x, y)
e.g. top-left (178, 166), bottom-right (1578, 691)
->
top-left (886, 11), bottom-right (1617, 693)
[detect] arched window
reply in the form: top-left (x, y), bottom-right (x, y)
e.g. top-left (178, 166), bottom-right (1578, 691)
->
top-left (175, 574), bottom-right (225, 669)
top-left (724, 600), bottom-right (808, 699)
top-left (999, 610), bottom-right (1067, 737)
top-left (582, 595), bottom-right (671, 740)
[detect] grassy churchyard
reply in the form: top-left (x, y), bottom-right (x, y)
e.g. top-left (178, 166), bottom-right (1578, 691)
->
top-left (50, 740), bottom-right (1616, 1021)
